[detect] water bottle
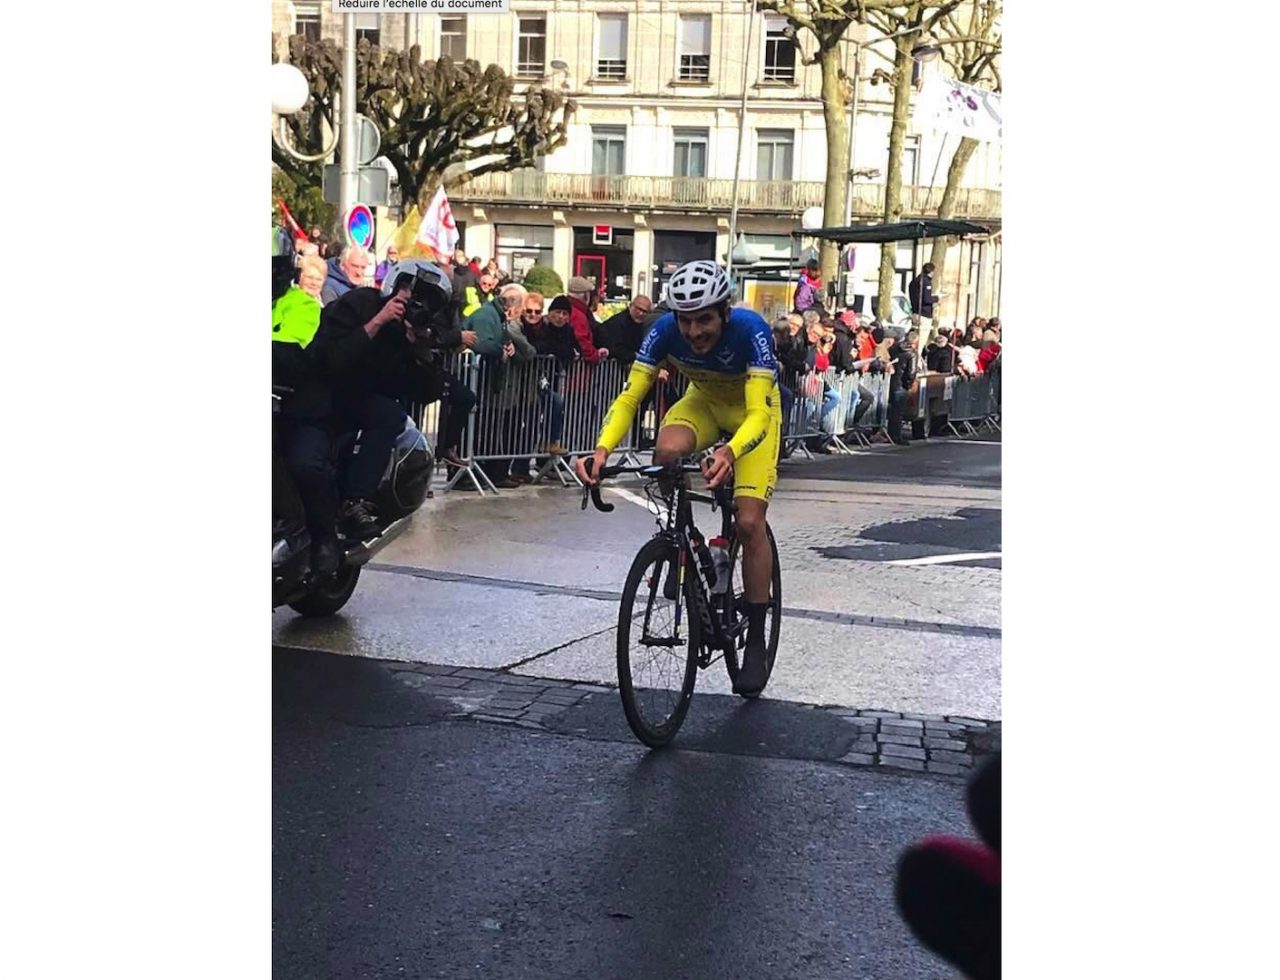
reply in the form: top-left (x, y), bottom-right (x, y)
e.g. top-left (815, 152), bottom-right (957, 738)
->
top-left (708, 536), bottom-right (731, 595)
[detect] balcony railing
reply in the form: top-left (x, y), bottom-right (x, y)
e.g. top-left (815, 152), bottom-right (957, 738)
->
top-left (446, 170), bottom-right (1001, 221)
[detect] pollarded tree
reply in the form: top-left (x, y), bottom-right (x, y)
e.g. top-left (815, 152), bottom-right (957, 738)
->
top-left (271, 35), bottom-right (575, 214)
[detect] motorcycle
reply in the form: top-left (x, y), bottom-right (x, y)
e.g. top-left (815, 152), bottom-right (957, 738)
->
top-left (272, 391), bottom-right (433, 617)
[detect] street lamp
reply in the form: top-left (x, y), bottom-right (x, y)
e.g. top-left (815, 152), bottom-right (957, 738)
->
top-left (271, 15), bottom-right (360, 218)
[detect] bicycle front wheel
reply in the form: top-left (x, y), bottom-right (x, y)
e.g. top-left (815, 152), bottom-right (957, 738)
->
top-left (724, 523), bottom-right (782, 698)
top-left (617, 537), bottom-right (700, 748)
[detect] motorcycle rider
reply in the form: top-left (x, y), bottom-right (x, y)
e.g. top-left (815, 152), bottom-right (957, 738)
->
top-left (273, 253), bottom-right (343, 575)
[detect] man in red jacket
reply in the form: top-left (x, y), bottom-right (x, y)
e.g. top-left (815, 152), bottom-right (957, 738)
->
top-left (565, 276), bottom-right (609, 362)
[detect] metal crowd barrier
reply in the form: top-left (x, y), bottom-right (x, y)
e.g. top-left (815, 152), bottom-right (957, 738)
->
top-left (778, 367), bottom-right (892, 456)
top-left (945, 374), bottom-right (1000, 435)
top-left (408, 353), bottom-right (997, 496)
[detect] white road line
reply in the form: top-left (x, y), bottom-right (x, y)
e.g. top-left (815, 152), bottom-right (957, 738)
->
top-left (956, 440), bottom-right (1002, 445)
top-left (606, 487), bottom-right (653, 510)
top-left (885, 551), bottom-right (1002, 566)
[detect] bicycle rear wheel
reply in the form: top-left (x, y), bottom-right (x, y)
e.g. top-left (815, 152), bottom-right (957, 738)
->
top-left (617, 536), bottom-right (700, 748)
top-left (724, 523), bottom-right (782, 698)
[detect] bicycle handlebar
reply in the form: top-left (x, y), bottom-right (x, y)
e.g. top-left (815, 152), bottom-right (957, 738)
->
top-left (580, 458), bottom-right (704, 513)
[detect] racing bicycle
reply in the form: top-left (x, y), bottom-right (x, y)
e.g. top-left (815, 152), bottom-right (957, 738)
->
top-left (582, 458), bottom-right (782, 748)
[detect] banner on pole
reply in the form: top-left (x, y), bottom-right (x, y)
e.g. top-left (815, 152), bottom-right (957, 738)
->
top-left (415, 185), bottom-right (459, 262)
top-left (914, 74), bottom-right (1002, 143)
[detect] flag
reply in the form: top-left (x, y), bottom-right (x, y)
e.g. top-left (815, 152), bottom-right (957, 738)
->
top-left (415, 185), bottom-right (459, 261)
top-left (276, 198), bottom-right (307, 242)
top-left (914, 74), bottom-right (1002, 143)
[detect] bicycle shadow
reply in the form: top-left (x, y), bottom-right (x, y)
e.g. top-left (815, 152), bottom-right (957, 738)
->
top-left (542, 689), bottom-right (861, 763)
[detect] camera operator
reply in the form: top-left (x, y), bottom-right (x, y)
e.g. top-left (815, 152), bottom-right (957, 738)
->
top-left (309, 260), bottom-right (474, 537)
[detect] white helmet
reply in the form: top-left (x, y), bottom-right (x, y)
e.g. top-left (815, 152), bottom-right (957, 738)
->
top-left (666, 260), bottom-right (732, 312)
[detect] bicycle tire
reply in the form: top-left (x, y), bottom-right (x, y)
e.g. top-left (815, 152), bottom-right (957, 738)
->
top-left (616, 536), bottom-right (701, 748)
top-left (723, 523), bottom-right (782, 698)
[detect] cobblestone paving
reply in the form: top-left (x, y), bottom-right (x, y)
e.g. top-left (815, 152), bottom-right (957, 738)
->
top-left (389, 661), bottom-right (1001, 777)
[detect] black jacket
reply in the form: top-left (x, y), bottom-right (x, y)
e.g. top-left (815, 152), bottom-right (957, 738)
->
top-left (526, 320), bottom-right (578, 369)
top-left (830, 323), bottom-right (856, 374)
top-left (925, 344), bottom-right (955, 374)
top-left (776, 331), bottom-right (809, 375)
top-left (908, 273), bottom-right (937, 318)
top-left (598, 309), bottom-right (648, 363)
top-left (887, 340), bottom-right (918, 393)
top-left (309, 287), bottom-right (458, 405)
top-left (272, 341), bottom-right (334, 423)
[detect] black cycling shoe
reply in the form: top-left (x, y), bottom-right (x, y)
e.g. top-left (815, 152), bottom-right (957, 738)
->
top-left (733, 602), bottom-right (771, 696)
top-left (339, 498), bottom-right (379, 540)
top-left (311, 537), bottom-right (341, 578)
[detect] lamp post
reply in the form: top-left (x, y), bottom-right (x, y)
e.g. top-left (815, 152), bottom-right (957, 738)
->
top-left (725, 1), bottom-right (758, 285)
top-left (271, 15), bottom-right (361, 220)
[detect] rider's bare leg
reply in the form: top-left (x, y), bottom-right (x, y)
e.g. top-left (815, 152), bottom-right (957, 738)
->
top-left (734, 497), bottom-right (771, 604)
top-left (653, 423), bottom-right (697, 464)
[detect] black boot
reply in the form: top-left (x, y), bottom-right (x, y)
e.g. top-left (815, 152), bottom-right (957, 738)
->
top-left (339, 498), bottom-right (379, 540)
top-left (733, 602), bottom-right (771, 696)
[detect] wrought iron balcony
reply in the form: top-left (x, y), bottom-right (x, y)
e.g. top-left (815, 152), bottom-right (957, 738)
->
top-left (445, 170), bottom-right (1001, 221)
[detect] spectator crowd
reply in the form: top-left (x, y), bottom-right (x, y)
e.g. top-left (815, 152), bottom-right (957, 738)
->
top-left (274, 234), bottom-right (1001, 504)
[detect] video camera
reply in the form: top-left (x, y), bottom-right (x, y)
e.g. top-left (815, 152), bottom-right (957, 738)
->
top-left (399, 266), bottom-right (451, 328)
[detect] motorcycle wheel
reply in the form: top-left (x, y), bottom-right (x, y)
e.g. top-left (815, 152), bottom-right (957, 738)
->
top-left (288, 565), bottom-right (361, 618)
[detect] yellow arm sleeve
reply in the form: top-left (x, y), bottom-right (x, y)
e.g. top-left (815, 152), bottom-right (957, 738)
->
top-left (596, 361), bottom-right (657, 452)
top-left (727, 371), bottom-right (777, 460)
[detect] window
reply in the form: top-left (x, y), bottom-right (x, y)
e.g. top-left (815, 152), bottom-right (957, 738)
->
top-left (762, 17), bottom-right (796, 82)
top-left (596, 14), bottom-right (627, 80)
top-left (294, 1), bottom-right (322, 43)
top-left (756, 129), bottom-right (794, 181)
top-left (902, 135), bottom-right (920, 186)
top-left (673, 128), bottom-right (708, 178)
top-left (440, 16), bottom-right (467, 61)
top-left (592, 126), bottom-right (626, 176)
top-left (517, 17), bottom-right (546, 77)
top-left (678, 15), bottom-right (711, 82)
top-left (354, 13), bottom-right (379, 47)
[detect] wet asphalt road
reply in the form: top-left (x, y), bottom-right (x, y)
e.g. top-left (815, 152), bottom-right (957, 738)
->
top-left (274, 434), bottom-right (999, 977)
top-left (274, 647), bottom-right (969, 980)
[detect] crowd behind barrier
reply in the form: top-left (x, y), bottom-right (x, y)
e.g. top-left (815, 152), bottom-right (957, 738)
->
top-left (408, 353), bottom-right (1000, 497)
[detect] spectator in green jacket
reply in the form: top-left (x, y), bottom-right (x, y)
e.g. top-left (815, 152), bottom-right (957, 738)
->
top-left (462, 270), bottom-right (499, 317)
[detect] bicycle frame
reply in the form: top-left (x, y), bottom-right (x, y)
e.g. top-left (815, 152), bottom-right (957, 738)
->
top-left (585, 459), bottom-right (743, 667)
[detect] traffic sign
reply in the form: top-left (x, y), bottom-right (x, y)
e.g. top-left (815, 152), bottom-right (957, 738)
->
top-left (344, 205), bottom-right (375, 249)
top-left (355, 114), bottom-right (381, 166)
top-left (323, 165), bottom-right (390, 206)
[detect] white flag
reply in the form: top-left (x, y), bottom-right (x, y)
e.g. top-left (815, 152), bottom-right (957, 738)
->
top-left (914, 74), bottom-right (1002, 143)
top-left (415, 185), bottom-right (459, 258)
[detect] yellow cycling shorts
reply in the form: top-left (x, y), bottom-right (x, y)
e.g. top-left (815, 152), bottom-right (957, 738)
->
top-left (661, 384), bottom-right (782, 501)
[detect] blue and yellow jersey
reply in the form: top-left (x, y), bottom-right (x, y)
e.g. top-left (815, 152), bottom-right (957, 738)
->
top-left (596, 308), bottom-right (779, 459)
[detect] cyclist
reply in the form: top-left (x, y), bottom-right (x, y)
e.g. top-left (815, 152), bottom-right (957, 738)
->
top-left (577, 260), bottom-right (782, 696)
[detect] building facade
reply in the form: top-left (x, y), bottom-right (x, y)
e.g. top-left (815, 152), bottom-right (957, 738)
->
top-left (273, 1), bottom-right (1003, 322)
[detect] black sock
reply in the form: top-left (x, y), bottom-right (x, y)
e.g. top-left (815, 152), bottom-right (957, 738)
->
top-left (745, 602), bottom-right (769, 644)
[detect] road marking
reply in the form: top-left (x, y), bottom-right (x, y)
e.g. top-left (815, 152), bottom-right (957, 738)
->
top-left (607, 487), bottom-right (652, 510)
top-left (885, 551), bottom-right (1002, 566)
top-left (956, 440), bottom-right (1002, 445)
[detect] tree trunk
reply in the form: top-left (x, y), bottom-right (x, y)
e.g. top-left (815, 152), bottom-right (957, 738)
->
top-left (927, 136), bottom-right (978, 272)
top-left (819, 48), bottom-right (849, 290)
top-left (876, 37), bottom-right (915, 321)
